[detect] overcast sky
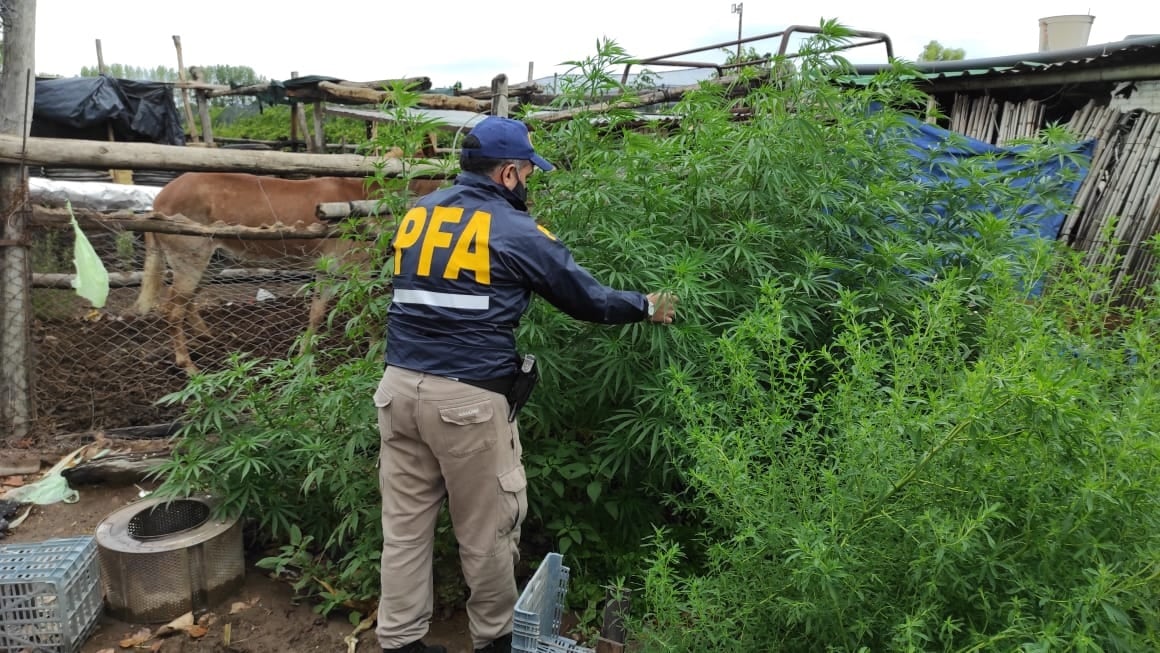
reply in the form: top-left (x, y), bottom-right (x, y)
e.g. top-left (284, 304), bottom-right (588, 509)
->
top-left (32, 1), bottom-right (1160, 88)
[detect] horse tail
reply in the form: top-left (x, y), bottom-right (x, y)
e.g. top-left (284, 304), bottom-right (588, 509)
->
top-left (133, 231), bottom-right (164, 315)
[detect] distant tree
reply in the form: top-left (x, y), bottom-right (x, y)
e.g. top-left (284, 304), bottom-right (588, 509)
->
top-left (193, 65), bottom-right (268, 107)
top-left (198, 64), bottom-right (266, 87)
top-left (79, 63), bottom-right (179, 81)
top-left (918, 40), bottom-right (966, 62)
top-left (79, 63), bottom-right (265, 86)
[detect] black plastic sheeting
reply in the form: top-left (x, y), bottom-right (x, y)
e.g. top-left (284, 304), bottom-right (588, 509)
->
top-left (32, 75), bottom-right (185, 146)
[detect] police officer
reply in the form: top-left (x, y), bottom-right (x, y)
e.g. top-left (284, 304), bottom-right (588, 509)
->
top-left (374, 116), bottom-right (676, 653)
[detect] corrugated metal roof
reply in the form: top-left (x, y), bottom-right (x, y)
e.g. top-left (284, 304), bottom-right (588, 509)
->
top-left (849, 36), bottom-right (1160, 85)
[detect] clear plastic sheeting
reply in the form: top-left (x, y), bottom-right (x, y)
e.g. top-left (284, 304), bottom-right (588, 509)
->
top-left (30, 176), bottom-right (161, 212)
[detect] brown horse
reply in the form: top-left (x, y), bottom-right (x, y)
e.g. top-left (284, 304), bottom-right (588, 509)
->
top-left (134, 172), bottom-right (444, 374)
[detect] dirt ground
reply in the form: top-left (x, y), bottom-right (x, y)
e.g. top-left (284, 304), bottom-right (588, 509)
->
top-left (1, 476), bottom-right (475, 653)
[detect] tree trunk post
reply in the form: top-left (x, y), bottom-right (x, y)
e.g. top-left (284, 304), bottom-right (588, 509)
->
top-left (173, 35), bottom-right (201, 143)
top-left (312, 101), bottom-right (326, 153)
top-left (491, 74), bottom-right (509, 118)
top-left (191, 67), bottom-right (215, 146)
top-left (289, 71), bottom-right (300, 151)
top-left (0, 0), bottom-right (38, 443)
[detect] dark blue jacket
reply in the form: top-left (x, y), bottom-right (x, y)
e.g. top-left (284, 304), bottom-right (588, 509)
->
top-left (385, 171), bottom-right (649, 380)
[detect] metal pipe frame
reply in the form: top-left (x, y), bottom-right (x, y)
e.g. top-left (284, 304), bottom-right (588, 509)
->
top-left (621, 25), bottom-right (894, 83)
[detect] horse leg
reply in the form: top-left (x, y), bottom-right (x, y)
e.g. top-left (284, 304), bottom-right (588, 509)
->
top-left (156, 235), bottom-right (215, 375)
top-left (167, 291), bottom-right (198, 375)
top-left (133, 232), bottom-right (165, 315)
top-left (300, 240), bottom-right (362, 355)
top-left (300, 270), bottom-right (336, 355)
top-left (187, 299), bottom-right (212, 338)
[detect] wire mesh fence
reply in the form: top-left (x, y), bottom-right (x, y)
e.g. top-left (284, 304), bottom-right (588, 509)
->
top-left (1, 235), bottom-right (32, 441)
top-left (26, 219), bottom-right (343, 439)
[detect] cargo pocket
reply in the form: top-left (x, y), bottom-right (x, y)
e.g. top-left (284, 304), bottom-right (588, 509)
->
top-left (437, 399), bottom-right (497, 458)
top-left (497, 465), bottom-right (528, 540)
top-left (373, 387), bottom-right (394, 442)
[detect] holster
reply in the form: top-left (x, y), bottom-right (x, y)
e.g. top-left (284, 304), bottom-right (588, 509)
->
top-left (504, 354), bottom-right (539, 423)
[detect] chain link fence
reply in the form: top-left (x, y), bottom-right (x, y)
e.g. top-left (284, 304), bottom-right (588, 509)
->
top-left (2, 219), bottom-right (32, 441)
top-left (12, 165), bottom-right (441, 443)
top-left (26, 206), bottom-right (341, 439)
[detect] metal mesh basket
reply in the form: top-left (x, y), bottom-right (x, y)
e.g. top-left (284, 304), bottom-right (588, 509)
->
top-left (0, 536), bottom-right (103, 653)
top-left (513, 553), bottom-right (594, 653)
top-left (95, 496), bottom-right (244, 623)
top-left (126, 499), bottom-right (211, 540)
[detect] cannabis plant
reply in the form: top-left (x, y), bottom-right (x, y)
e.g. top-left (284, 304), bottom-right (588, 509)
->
top-left (152, 22), bottom-right (1098, 627)
top-left (511, 22), bottom-right (1089, 600)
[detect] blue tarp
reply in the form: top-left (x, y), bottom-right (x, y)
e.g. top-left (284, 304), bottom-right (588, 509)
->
top-left (895, 113), bottom-right (1096, 243)
top-left (847, 107), bottom-right (1098, 297)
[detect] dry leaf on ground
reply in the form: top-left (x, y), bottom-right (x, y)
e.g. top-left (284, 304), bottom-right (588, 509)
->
top-left (229, 596), bottom-right (261, 614)
top-left (155, 612), bottom-right (194, 637)
top-left (118, 627), bottom-right (152, 648)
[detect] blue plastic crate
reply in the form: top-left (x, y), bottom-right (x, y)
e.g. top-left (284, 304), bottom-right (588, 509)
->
top-left (0, 537), bottom-right (103, 653)
top-left (513, 553), bottom-right (594, 653)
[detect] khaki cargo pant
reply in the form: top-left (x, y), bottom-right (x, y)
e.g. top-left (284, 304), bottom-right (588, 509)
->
top-left (374, 365), bottom-right (528, 650)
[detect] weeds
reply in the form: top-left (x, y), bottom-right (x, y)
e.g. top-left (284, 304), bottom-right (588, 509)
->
top-left (148, 22), bottom-right (1131, 644)
top-left (633, 239), bottom-right (1160, 651)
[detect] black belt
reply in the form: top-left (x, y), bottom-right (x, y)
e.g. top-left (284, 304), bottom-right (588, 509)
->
top-left (456, 374), bottom-right (517, 396)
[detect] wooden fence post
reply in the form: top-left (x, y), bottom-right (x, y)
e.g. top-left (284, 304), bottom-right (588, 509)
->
top-left (288, 71), bottom-right (300, 151)
top-left (312, 100), bottom-right (326, 153)
top-left (173, 36), bottom-right (201, 143)
top-left (0, 0), bottom-right (38, 443)
top-left (491, 74), bottom-right (509, 118)
top-left (191, 66), bottom-right (215, 146)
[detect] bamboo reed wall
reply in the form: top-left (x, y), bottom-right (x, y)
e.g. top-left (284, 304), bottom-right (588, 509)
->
top-left (948, 94), bottom-right (1046, 145)
top-left (1060, 100), bottom-right (1160, 306)
top-left (946, 93), bottom-right (1158, 305)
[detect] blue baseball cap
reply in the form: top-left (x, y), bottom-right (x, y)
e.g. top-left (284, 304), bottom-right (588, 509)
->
top-left (464, 116), bottom-right (555, 171)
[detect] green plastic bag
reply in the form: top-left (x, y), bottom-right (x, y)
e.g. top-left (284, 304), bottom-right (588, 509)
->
top-left (68, 200), bottom-right (109, 308)
top-left (1, 447), bottom-right (82, 505)
top-left (2, 472), bottom-right (79, 505)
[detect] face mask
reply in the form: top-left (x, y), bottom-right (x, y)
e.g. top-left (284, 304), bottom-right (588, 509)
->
top-left (507, 165), bottom-right (528, 202)
top-left (512, 178), bottom-right (528, 202)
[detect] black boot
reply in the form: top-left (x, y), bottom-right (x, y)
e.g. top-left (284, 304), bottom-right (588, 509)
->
top-left (474, 632), bottom-right (512, 653)
top-left (383, 640), bottom-right (447, 653)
